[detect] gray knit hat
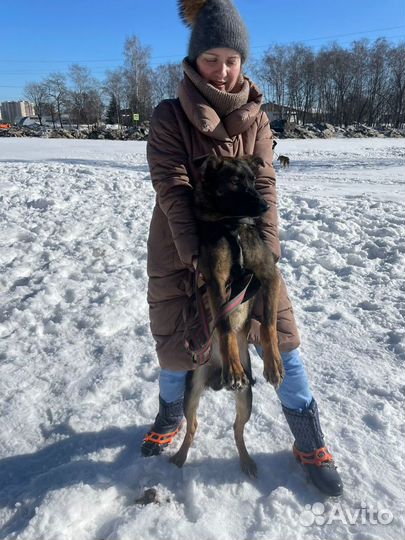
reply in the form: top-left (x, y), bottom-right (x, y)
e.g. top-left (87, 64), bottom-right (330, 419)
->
top-left (178, 0), bottom-right (249, 63)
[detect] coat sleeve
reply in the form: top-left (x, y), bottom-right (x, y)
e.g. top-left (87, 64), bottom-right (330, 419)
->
top-left (253, 111), bottom-right (281, 261)
top-left (146, 100), bottom-right (199, 268)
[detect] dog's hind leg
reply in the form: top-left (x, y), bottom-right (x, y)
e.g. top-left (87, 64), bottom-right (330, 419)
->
top-left (233, 383), bottom-right (257, 478)
top-left (233, 338), bottom-right (256, 477)
top-left (170, 370), bottom-right (205, 468)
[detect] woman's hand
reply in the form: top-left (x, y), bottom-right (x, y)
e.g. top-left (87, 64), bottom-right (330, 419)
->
top-left (248, 319), bottom-right (262, 344)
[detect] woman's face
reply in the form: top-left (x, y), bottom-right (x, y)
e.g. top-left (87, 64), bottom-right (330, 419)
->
top-left (196, 48), bottom-right (242, 92)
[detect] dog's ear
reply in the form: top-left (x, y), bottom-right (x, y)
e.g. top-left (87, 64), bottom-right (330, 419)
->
top-left (195, 155), bottom-right (223, 179)
top-left (243, 156), bottom-right (265, 175)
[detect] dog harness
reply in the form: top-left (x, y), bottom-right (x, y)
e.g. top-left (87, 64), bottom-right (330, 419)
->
top-left (183, 218), bottom-right (261, 366)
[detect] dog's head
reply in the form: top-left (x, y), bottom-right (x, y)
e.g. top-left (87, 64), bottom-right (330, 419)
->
top-left (195, 155), bottom-right (270, 218)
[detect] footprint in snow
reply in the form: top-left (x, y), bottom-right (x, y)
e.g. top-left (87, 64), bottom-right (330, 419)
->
top-left (64, 288), bottom-right (75, 303)
top-left (304, 304), bottom-right (325, 313)
top-left (328, 312), bottom-right (342, 320)
top-left (27, 198), bottom-right (53, 210)
top-left (362, 413), bottom-right (388, 432)
top-left (357, 301), bottom-right (380, 311)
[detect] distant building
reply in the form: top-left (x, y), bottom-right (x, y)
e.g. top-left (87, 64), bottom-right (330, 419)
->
top-left (0, 101), bottom-right (35, 123)
top-left (262, 102), bottom-right (298, 124)
top-left (262, 102), bottom-right (319, 125)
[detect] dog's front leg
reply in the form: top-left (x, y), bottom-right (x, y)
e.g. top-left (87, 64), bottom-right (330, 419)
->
top-left (259, 273), bottom-right (284, 389)
top-left (218, 329), bottom-right (250, 390)
top-left (206, 275), bottom-right (249, 390)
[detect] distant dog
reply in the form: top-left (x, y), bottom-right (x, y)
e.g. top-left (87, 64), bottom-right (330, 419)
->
top-left (170, 155), bottom-right (284, 478)
top-left (277, 155), bottom-right (290, 168)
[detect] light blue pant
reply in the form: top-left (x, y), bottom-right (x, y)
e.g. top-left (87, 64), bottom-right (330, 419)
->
top-left (159, 347), bottom-right (313, 412)
top-left (255, 346), bottom-right (313, 411)
top-left (159, 368), bottom-right (188, 403)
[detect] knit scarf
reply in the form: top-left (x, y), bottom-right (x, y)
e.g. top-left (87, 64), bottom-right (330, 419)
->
top-left (182, 59), bottom-right (250, 118)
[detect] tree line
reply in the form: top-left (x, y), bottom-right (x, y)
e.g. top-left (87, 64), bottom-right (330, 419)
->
top-left (252, 38), bottom-right (405, 127)
top-left (24, 36), bottom-right (182, 128)
top-left (24, 36), bottom-right (405, 128)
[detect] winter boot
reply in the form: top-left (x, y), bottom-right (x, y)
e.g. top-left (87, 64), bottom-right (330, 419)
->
top-left (141, 396), bottom-right (184, 457)
top-left (282, 399), bottom-right (343, 496)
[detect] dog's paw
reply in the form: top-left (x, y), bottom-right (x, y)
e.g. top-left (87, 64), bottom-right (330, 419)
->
top-left (222, 369), bottom-right (250, 391)
top-left (240, 457), bottom-right (258, 479)
top-left (263, 360), bottom-right (285, 389)
top-left (169, 451), bottom-right (187, 468)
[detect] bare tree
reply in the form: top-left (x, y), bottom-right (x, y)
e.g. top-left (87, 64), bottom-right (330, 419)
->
top-left (44, 101), bottom-right (58, 129)
top-left (23, 82), bottom-right (48, 125)
top-left (365, 39), bottom-right (390, 125)
top-left (285, 44), bottom-right (316, 123)
top-left (68, 64), bottom-right (91, 127)
top-left (68, 64), bottom-right (103, 128)
top-left (78, 89), bottom-right (103, 126)
top-left (104, 68), bottom-right (126, 124)
top-left (387, 43), bottom-right (405, 127)
top-left (347, 39), bottom-right (370, 124)
top-left (123, 35), bottom-right (154, 120)
top-left (300, 48), bottom-right (316, 124)
top-left (45, 72), bottom-right (68, 128)
top-left (262, 45), bottom-right (289, 118)
top-left (323, 44), bottom-right (355, 125)
top-left (152, 62), bottom-right (183, 104)
top-left (248, 57), bottom-right (272, 103)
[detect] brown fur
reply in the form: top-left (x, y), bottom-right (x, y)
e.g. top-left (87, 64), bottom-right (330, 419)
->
top-left (277, 155), bottom-right (290, 168)
top-left (170, 155), bottom-right (283, 477)
top-left (178, 0), bottom-right (208, 26)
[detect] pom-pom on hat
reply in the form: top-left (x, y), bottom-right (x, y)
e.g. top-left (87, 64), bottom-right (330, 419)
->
top-left (178, 0), bottom-right (249, 63)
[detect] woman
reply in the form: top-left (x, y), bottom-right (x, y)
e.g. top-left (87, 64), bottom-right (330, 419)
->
top-left (142, 0), bottom-right (343, 497)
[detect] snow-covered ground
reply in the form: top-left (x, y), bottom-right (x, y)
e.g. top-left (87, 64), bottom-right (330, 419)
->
top-left (0, 137), bottom-right (404, 540)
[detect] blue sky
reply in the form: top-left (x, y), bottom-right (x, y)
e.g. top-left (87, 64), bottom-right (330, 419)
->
top-left (1, 0), bottom-right (404, 102)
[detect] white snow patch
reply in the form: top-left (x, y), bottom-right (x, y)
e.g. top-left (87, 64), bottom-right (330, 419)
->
top-left (0, 137), bottom-right (404, 540)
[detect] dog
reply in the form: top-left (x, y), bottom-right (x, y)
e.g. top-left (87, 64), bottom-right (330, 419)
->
top-left (277, 155), bottom-right (290, 168)
top-left (170, 155), bottom-right (284, 478)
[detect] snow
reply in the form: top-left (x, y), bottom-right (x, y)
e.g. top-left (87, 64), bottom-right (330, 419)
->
top-left (0, 137), bottom-right (404, 540)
